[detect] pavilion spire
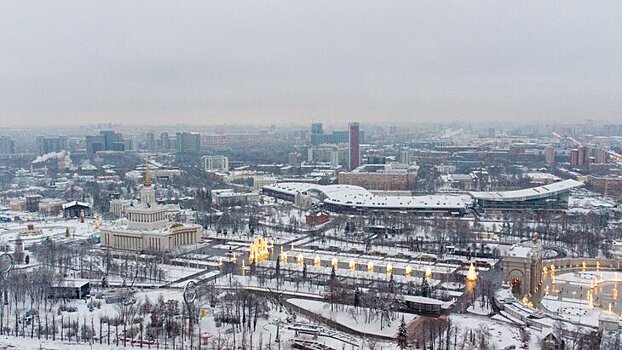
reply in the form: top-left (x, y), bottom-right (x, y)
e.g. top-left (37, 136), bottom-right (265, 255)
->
top-left (144, 159), bottom-right (151, 187)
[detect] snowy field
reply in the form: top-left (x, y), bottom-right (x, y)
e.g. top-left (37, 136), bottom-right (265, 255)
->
top-left (288, 298), bottom-right (416, 338)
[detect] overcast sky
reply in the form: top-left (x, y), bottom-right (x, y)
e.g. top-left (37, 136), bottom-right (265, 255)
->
top-left (1, 1), bottom-right (620, 127)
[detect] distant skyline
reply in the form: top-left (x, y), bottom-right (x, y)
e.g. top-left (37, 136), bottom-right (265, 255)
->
top-left (1, 1), bottom-right (621, 127)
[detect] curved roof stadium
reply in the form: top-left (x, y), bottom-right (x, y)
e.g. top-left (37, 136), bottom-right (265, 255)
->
top-left (469, 179), bottom-right (583, 210)
top-left (469, 179), bottom-right (583, 202)
top-left (262, 182), bottom-right (470, 214)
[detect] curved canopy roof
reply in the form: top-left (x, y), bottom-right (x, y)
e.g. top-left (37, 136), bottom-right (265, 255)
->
top-left (263, 182), bottom-right (469, 210)
top-left (469, 179), bottom-right (583, 202)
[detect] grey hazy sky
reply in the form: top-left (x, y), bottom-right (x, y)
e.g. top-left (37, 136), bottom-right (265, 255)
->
top-left (1, 1), bottom-right (621, 127)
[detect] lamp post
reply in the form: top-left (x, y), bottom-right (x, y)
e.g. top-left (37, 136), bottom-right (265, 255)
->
top-left (183, 281), bottom-right (198, 349)
top-left (0, 253), bottom-right (13, 336)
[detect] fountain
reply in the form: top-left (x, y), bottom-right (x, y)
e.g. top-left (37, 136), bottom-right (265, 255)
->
top-left (367, 261), bottom-right (374, 273)
top-left (349, 259), bottom-right (356, 271)
top-left (249, 237), bottom-right (270, 263)
top-left (466, 263), bottom-right (478, 282)
top-left (522, 295), bottom-right (534, 308)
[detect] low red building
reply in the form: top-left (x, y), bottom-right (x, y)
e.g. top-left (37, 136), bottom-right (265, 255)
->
top-left (305, 212), bottom-right (330, 225)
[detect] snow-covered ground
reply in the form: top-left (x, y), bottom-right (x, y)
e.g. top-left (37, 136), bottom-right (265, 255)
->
top-left (450, 313), bottom-right (535, 349)
top-left (288, 298), bottom-right (415, 338)
top-left (0, 284), bottom-right (404, 350)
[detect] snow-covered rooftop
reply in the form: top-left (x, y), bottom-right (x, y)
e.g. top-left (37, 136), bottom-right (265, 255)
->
top-left (61, 201), bottom-right (90, 209)
top-left (504, 242), bottom-right (542, 259)
top-left (469, 179), bottom-right (583, 202)
top-left (263, 182), bottom-right (470, 210)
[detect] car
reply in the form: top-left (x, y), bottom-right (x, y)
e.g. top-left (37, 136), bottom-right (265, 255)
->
top-left (22, 312), bottom-right (33, 325)
top-left (105, 296), bottom-right (121, 304)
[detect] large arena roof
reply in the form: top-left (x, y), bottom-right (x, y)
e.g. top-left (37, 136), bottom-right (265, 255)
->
top-left (263, 182), bottom-right (470, 211)
top-left (469, 179), bottom-right (583, 202)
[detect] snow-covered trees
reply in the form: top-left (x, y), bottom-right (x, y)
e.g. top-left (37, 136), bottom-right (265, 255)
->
top-left (396, 316), bottom-right (408, 349)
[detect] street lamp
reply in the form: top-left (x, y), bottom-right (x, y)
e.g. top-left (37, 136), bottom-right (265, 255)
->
top-left (183, 281), bottom-right (198, 349)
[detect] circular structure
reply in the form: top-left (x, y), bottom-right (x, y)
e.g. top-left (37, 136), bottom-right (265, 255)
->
top-left (0, 254), bottom-right (13, 274)
top-left (540, 270), bottom-right (622, 325)
top-left (183, 281), bottom-right (198, 304)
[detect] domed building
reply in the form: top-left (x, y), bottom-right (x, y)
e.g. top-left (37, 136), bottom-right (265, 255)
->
top-left (101, 162), bottom-right (201, 252)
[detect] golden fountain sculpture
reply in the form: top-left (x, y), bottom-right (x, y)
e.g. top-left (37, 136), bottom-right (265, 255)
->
top-left (466, 263), bottom-right (478, 282)
top-left (248, 238), bottom-right (270, 264)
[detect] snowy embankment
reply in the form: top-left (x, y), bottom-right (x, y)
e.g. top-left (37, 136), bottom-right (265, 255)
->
top-left (287, 298), bottom-right (416, 338)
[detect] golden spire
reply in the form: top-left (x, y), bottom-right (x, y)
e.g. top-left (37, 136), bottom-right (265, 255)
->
top-left (144, 158), bottom-right (151, 187)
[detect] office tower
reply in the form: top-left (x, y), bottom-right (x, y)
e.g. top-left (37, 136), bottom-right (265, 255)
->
top-left (310, 123), bottom-right (324, 145)
top-left (332, 131), bottom-right (348, 144)
top-left (160, 132), bottom-right (171, 150)
top-left (0, 136), bottom-right (15, 154)
top-left (100, 130), bottom-right (123, 151)
top-left (36, 136), bottom-right (67, 155)
top-left (348, 122), bottom-right (360, 170)
top-left (85, 135), bottom-right (105, 156)
top-left (311, 123), bottom-right (323, 135)
top-left (124, 138), bottom-right (134, 151)
top-left (112, 142), bottom-right (126, 151)
top-left (176, 132), bottom-right (201, 153)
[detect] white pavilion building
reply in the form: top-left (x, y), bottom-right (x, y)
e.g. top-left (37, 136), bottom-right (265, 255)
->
top-left (101, 163), bottom-right (201, 252)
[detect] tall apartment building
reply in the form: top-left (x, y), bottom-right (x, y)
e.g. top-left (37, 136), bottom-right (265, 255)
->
top-left (348, 122), bottom-right (360, 170)
top-left (203, 155), bottom-right (229, 172)
top-left (145, 132), bottom-right (156, 150)
top-left (570, 146), bottom-right (590, 167)
top-left (399, 148), bottom-right (412, 164)
top-left (36, 136), bottom-right (67, 155)
top-left (0, 136), bottom-right (15, 155)
top-left (544, 146), bottom-right (555, 166)
top-left (160, 132), bottom-right (171, 150)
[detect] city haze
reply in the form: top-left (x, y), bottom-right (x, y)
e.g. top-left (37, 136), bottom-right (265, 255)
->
top-left (1, 1), bottom-right (621, 127)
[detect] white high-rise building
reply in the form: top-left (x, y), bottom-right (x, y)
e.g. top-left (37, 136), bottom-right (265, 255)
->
top-left (203, 155), bottom-right (229, 172)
